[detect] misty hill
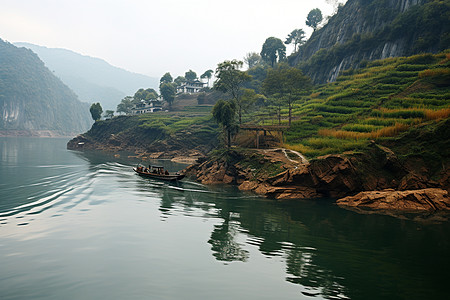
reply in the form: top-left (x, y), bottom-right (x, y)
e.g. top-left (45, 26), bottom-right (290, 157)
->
top-left (14, 42), bottom-right (159, 110)
top-left (0, 39), bottom-right (92, 136)
top-left (291, 0), bottom-right (450, 83)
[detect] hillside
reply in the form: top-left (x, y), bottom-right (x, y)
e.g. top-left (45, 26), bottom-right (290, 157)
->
top-left (67, 109), bottom-right (219, 162)
top-left (184, 51), bottom-right (449, 204)
top-left (14, 42), bottom-right (159, 110)
top-left (291, 0), bottom-right (450, 83)
top-left (0, 39), bottom-right (92, 136)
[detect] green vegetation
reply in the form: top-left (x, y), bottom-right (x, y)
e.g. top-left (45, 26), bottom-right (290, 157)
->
top-left (0, 39), bottom-right (92, 134)
top-left (285, 29), bottom-right (306, 53)
top-left (261, 37), bottom-right (286, 67)
top-left (212, 100), bottom-right (237, 148)
top-left (85, 109), bottom-right (219, 152)
top-left (305, 8), bottom-right (323, 31)
top-left (89, 102), bottom-right (103, 121)
top-left (296, 0), bottom-right (450, 83)
top-left (280, 52), bottom-right (450, 158)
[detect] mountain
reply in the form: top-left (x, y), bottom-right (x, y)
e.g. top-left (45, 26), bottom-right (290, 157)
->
top-left (0, 39), bottom-right (92, 136)
top-left (291, 0), bottom-right (450, 83)
top-left (14, 42), bottom-right (159, 110)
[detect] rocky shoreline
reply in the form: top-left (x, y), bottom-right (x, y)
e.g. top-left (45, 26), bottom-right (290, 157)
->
top-left (67, 133), bottom-right (208, 164)
top-left (67, 132), bottom-right (449, 217)
top-left (183, 143), bottom-right (450, 216)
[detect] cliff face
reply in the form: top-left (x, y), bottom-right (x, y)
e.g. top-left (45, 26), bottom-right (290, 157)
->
top-left (292, 0), bottom-right (450, 83)
top-left (0, 39), bottom-right (92, 136)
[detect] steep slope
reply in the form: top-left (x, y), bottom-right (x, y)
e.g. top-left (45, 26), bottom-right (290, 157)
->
top-left (291, 0), bottom-right (450, 83)
top-left (0, 39), bottom-right (92, 136)
top-left (14, 42), bottom-right (159, 110)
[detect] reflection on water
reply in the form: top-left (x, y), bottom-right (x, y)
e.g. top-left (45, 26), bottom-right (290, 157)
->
top-left (0, 137), bottom-right (449, 300)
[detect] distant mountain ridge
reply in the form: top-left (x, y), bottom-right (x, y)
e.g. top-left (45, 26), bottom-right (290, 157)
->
top-left (0, 39), bottom-right (92, 136)
top-left (14, 42), bottom-right (159, 110)
top-left (291, 0), bottom-right (450, 83)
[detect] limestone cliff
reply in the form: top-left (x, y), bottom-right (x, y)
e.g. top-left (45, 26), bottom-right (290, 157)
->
top-left (291, 0), bottom-right (450, 83)
top-left (0, 39), bottom-right (92, 136)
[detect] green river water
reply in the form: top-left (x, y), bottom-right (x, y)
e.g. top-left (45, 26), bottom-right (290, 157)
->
top-left (0, 137), bottom-right (448, 300)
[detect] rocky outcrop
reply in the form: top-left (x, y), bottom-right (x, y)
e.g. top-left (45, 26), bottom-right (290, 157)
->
top-left (184, 142), bottom-right (449, 215)
top-left (337, 188), bottom-right (450, 211)
top-left (68, 132), bottom-right (209, 162)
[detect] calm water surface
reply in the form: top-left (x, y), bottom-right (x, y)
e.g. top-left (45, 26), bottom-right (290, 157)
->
top-left (0, 137), bottom-right (449, 300)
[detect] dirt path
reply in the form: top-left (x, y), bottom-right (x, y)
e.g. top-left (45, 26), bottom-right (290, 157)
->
top-left (262, 148), bottom-right (309, 165)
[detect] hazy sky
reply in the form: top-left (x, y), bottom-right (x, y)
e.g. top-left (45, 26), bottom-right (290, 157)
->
top-left (1, 0), bottom-right (342, 79)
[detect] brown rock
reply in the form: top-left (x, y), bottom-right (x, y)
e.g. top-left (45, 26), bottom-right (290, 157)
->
top-left (238, 180), bottom-right (259, 191)
top-left (398, 173), bottom-right (436, 190)
top-left (310, 155), bottom-right (361, 197)
top-left (337, 188), bottom-right (450, 211)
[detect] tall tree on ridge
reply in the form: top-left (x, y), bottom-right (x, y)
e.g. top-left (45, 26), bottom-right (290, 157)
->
top-left (200, 69), bottom-right (214, 86)
top-left (89, 102), bottom-right (103, 121)
top-left (160, 72), bottom-right (173, 85)
top-left (244, 52), bottom-right (262, 69)
top-left (214, 60), bottom-right (251, 124)
top-left (261, 37), bottom-right (286, 67)
top-left (212, 99), bottom-right (237, 148)
top-left (160, 82), bottom-right (176, 108)
top-left (285, 29), bottom-right (306, 53)
top-left (185, 69), bottom-right (197, 81)
top-left (306, 8), bottom-right (323, 31)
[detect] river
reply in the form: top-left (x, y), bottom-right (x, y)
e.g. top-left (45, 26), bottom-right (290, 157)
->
top-left (0, 137), bottom-right (449, 300)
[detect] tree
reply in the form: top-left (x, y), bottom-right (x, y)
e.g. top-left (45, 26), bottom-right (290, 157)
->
top-left (134, 88), bottom-right (158, 101)
top-left (185, 70), bottom-right (197, 81)
top-left (262, 65), bottom-right (311, 126)
top-left (285, 29), bottom-right (306, 53)
top-left (200, 69), bottom-right (213, 86)
top-left (214, 60), bottom-right (251, 124)
top-left (89, 102), bottom-right (103, 121)
top-left (116, 96), bottom-right (134, 114)
top-left (174, 76), bottom-right (186, 87)
top-left (160, 82), bottom-right (176, 108)
top-left (244, 52), bottom-right (262, 69)
top-left (160, 72), bottom-right (173, 85)
top-left (306, 8), bottom-right (323, 31)
top-left (212, 99), bottom-right (237, 148)
top-left (239, 88), bottom-right (258, 116)
top-left (104, 110), bottom-right (114, 119)
top-left (260, 37), bottom-right (286, 67)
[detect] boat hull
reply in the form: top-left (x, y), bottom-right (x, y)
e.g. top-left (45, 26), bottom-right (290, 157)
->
top-left (133, 168), bottom-right (185, 181)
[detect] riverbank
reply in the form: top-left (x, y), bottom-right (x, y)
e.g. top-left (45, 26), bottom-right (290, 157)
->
top-left (183, 142), bottom-right (450, 215)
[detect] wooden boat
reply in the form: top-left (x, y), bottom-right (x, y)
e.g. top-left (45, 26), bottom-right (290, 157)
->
top-left (133, 165), bottom-right (185, 181)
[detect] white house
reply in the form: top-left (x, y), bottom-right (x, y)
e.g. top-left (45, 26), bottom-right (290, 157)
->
top-left (131, 100), bottom-right (162, 115)
top-left (176, 79), bottom-right (206, 94)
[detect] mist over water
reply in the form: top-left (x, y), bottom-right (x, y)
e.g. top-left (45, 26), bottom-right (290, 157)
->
top-left (0, 137), bottom-right (449, 300)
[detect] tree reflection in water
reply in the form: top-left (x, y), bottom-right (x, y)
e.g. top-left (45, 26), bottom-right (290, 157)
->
top-left (208, 216), bottom-right (249, 262)
top-left (131, 176), bottom-right (449, 300)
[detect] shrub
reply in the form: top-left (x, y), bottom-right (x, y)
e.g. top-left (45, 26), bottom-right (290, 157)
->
top-left (424, 108), bottom-right (450, 120)
top-left (418, 67), bottom-right (450, 78)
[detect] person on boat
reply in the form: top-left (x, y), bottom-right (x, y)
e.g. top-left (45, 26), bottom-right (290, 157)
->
top-left (164, 170), bottom-right (169, 175)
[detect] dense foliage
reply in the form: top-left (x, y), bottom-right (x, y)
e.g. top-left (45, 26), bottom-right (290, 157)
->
top-left (89, 102), bottom-right (103, 121)
top-left (0, 39), bottom-right (92, 134)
